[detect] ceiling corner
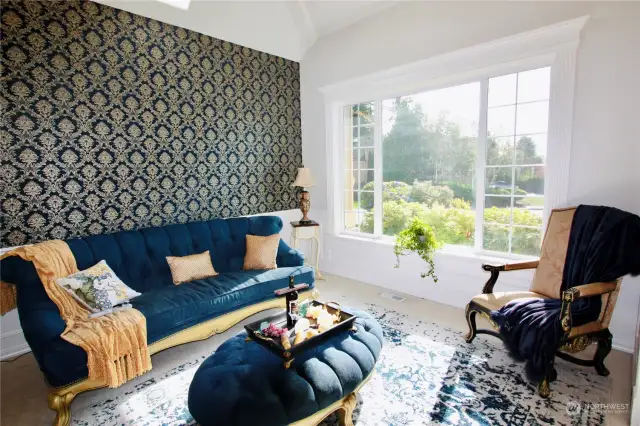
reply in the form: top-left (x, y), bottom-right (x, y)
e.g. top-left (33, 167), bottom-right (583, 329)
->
top-left (285, 0), bottom-right (318, 61)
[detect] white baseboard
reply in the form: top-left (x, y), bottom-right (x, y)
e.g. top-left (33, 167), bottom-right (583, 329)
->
top-left (1, 343), bottom-right (31, 360)
top-left (0, 329), bottom-right (31, 360)
top-left (613, 340), bottom-right (633, 354)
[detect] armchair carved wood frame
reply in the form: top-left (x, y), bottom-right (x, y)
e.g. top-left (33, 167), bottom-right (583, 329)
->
top-left (463, 207), bottom-right (622, 398)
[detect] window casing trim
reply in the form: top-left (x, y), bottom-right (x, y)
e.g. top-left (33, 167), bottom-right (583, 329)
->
top-left (322, 17), bottom-right (586, 257)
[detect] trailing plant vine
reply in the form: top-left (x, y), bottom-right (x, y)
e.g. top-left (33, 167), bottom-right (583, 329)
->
top-left (393, 218), bottom-right (441, 281)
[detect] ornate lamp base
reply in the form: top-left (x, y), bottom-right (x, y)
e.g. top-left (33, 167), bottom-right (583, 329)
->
top-left (299, 190), bottom-right (312, 223)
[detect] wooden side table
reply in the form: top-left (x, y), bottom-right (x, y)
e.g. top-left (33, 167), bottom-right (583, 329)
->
top-left (290, 221), bottom-right (324, 280)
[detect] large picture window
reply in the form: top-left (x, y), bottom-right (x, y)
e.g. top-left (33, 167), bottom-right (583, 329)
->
top-left (342, 67), bottom-right (550, 256)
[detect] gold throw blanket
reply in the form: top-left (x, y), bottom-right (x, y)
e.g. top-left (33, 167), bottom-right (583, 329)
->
top-left (0, 241), bottom-right (152, 387)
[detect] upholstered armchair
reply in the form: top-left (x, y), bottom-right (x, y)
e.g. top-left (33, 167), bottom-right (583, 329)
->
top-left (464, 207), bottom-right (622, 398)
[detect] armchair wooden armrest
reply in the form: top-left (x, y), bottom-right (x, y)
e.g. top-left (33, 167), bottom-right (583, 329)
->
top-left (481, 260), bottom-right (540, 294)
top-left (559, 281), bottom-right (618, 332)
top-left (568, 281), bottom-right (618, 299)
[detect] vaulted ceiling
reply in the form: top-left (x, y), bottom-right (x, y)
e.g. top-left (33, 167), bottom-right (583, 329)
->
top-left (96, 0), bottom-right (396, 61)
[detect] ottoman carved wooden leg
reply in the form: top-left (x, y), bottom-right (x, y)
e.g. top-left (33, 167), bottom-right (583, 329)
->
top-left (336, 392), bottom-right (357, 426)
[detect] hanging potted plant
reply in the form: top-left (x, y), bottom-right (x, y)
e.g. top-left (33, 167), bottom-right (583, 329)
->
top-left (393, 218), bottom-right (441, 281)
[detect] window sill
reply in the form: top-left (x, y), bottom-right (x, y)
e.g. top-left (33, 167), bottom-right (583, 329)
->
top-left (335, 232), bottom-right (537, 264)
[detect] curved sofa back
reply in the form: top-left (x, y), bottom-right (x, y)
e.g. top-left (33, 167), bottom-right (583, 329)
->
top-left (66, 215), bottom-right (283, 293)
top-left (0, 215), bottom-right (286, 375)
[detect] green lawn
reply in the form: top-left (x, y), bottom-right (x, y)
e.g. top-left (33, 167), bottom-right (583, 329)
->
top-left (517, 196), bottom-right (544, 207)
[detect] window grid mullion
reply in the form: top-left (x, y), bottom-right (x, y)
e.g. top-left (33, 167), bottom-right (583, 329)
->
top-left (508, 73), bottom-right (520, 254)
top-left (341, 107), bottom-right (348, 233)
top-left (356, 109), bottom-right (361, 230)
top-left (373, 99), bottom-right (383, 237)
top-left (475, 79), bottom-right (489, 251)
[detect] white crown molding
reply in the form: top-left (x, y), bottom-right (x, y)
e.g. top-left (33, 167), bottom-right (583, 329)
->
top-left (319, 15), bottom-right (589, 104)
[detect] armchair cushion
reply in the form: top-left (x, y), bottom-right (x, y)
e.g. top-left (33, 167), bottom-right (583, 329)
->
top-left (529, 208), bottom-right (575, 298)
top-left (472, 291), bottom-right (548, 311)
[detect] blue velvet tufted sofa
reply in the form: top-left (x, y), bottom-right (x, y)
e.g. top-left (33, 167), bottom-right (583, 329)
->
top-left (0, 215), bottom-right (316, 426)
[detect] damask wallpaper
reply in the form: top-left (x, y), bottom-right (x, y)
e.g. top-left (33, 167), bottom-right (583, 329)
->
top-left (0, 0), bottom-right (302, 246)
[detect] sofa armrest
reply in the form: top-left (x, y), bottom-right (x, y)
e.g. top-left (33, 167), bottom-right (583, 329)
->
top-left (481, 260), bottom-right (539, 294)
top-left (277, 239), bottom-right (305, 267)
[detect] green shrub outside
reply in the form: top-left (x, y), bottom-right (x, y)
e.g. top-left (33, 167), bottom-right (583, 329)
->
top-left (485, 186), bottom-right (528, 207)
top-left (483, 206), bottom-right (543, 227)
top-left (360, 200), bottom-right (427, 236)
top-left (441, 181), bottom-right (474, 204)
top-left (360, 199), bottom-right (543, 254)
top-left (421, 202), bottom-right (476, 245)
top-left (409, 181), bottom-right (454, 207)
top-left (360, 180), bottom-right (528, 209)
top-left (360, 181), bottom-right (411, 210)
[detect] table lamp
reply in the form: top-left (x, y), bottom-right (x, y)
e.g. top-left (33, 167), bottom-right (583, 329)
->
top-left (292, 168), bottom-right (316, 223)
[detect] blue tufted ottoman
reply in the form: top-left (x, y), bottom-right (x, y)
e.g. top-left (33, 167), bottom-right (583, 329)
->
top-left (188, 310), bottom-right (383, 426)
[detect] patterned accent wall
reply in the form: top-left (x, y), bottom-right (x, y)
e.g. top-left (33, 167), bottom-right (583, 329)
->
top-left (0, 0), bottom-right (302, 246)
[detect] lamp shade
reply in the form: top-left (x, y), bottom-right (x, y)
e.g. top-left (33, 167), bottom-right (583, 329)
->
top-left (292, 168), bottom-right (315, 188)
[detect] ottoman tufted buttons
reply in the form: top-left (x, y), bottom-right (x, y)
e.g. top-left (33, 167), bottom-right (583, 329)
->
top-left (188, 311), bottom-right (383, 426)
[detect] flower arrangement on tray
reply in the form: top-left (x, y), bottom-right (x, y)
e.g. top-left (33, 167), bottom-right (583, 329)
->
top-left (255, 300), bottom-right (341, 349)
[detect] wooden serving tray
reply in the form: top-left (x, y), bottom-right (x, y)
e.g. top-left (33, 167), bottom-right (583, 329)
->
top-left (244, 300), bottom-right (356, 368)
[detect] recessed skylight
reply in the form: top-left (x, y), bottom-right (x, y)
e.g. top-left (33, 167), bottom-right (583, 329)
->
top-left (155, 0), bottom-right (191, 10)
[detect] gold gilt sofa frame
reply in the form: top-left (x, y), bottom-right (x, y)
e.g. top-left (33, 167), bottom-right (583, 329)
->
top-left (48, 289), bottom-right (319, 426)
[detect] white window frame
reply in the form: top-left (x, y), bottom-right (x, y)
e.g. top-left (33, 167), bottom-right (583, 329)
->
top-left (321, 16), bottom-right (587, 258)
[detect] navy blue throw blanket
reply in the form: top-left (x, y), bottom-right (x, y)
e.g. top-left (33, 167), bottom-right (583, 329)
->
top-left (491, 205), bottom-right (640, 378)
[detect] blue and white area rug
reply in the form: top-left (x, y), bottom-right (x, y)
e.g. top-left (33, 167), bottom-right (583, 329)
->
top-left (73, 304), bottom-right (610, 425)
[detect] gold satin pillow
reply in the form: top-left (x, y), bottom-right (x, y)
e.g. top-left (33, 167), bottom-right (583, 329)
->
top-left (166, 251), bottom-right (218, 285)
top-left (243, 234), bottom-right (280, 270)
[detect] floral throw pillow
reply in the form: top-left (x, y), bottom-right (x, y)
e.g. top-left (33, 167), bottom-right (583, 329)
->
top-left (55, 260), bottom-right (141, 313)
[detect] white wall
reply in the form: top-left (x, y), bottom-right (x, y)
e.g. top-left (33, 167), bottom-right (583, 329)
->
top-left (301, 2), bottom-right (640, 352)
top-left (0, 209), bottom-right (307, 359)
